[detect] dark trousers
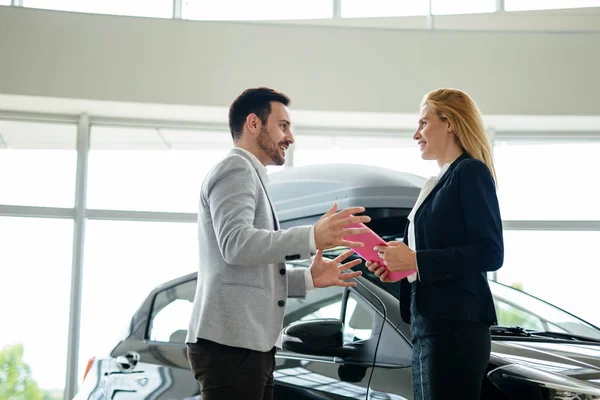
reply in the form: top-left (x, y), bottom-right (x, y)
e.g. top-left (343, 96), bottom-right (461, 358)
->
top-left (410, 285), bottom-right (491, 400)
top-left (187, 338), bottom-right (276, 400)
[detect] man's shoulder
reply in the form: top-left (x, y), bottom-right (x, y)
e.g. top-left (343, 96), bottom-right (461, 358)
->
top-left (207, 153), bottom-right (253, 178)
top-left (202, 153), bottom-right (256, 194)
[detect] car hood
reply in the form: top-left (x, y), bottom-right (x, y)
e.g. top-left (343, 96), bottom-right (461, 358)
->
top-left (490, 340), bottom-right (600, 394)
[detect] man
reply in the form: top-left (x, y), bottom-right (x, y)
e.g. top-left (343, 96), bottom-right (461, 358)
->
top-left (186, 87), bottom-right (371, 400)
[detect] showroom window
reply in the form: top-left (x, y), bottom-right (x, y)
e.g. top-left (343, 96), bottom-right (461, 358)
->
top-left (0, 120), bottom-right (77, 208)
top-left (342, 0), bottom-right (496, 17)
top-left (342, 0), bottom-right (429, 17)
top-left (0, 217), bottom-right (73, 398)
top-left (496, 230), bottom-right (600, 328)
top-left (87, 126), bottom-right (231, 213)
top-left (78, 220), bottom-right (198, 381)
top-left (494, 141), bottom-right (600, 220)
top-left (293, 135), bottom-right (439, 179)
top-left (504, 0), bottom-right (600, 11)
top-left (183, 0), bottom-right (333, 20)
top-left (23, 0), bottom-right (173, 18)
top-left (431, 0), bottom-right (496, 14)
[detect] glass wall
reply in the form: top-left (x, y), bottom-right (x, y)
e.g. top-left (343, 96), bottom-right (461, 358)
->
top-left (1, 113), bottom-right (599, 398)
top-left (341, 0), bottom-right (429, 17)
top-left (14, 0), bottom-right (600, 20)
top-left (78, 220), bottom-right (198, 381)
top-left (495, 141), bottom-right (600, 220)
top-left (0, 217), bottom-right (73, 399)
top-left (87, 127), bottom-right (231, 212)
top-left (23, 0), bottom-right (173, 18)
top-left (497, 230), bottom-right (600, 327)
top-left (342, 0), bottom-right (497, 17)
top-left (294, 135), bottom-right (439, 178)
top-left (0, 120), bottom-right (77, 207)
top-left (183, 0), bottom-right (333, 20)
top-left (504, 0), bottom-right (600, 11)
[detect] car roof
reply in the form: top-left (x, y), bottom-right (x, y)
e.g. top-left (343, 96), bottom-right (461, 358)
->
top-left (269, 163), bottom-right (425, 223)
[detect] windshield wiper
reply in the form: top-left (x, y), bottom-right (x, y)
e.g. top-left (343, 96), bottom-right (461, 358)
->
top-left (491, 326), bottom-right (531, 337)
top-left (526, 330), bottom-right (600, 343)
top-left (491, 326), bottom-right (600, 343)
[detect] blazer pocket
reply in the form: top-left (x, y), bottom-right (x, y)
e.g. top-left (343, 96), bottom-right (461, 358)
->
top-left (221, 281), bottom-right (265, 290)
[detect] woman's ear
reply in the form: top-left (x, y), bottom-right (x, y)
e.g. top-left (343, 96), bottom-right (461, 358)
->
top-left (445, 118), bottom-right (454, 134)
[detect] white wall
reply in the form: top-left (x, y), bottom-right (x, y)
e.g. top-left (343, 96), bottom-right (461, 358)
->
top-left (0, 6), bottom-right (599, 115)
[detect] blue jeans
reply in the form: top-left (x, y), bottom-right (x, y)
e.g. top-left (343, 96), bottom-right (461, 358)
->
top-left (410, 284), bottom-right (491, 400)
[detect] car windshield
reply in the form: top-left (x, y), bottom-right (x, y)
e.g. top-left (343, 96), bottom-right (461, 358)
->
top-left (489, 281), bottom-right (600, 340)
top-left (325, 250), bottom-right (600, 341)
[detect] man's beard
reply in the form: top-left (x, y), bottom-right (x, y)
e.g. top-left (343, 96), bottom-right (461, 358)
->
top-left (257, 126), bottom-right (285, 166)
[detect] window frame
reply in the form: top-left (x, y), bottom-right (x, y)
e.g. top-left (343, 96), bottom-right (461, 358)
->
top-left (145, 276), bottom-right (197, 343)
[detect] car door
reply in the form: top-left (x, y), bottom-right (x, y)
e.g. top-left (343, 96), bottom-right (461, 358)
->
top-left (275, 279), bottom-right (386, 400)
top-left (108, 278), bottom-right (200, 399)
top-left (366, 318), bottom-right (414, 400)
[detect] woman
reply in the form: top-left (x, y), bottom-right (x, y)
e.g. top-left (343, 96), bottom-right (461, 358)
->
top-left (367, 88), bottom-right (503, 400)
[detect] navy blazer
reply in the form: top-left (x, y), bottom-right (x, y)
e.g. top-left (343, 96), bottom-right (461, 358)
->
top-left (399, 152), bottom-right (504, 325)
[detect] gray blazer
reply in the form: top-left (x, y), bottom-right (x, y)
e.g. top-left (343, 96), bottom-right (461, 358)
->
top-left (186, 148), bottom-right (315, 351)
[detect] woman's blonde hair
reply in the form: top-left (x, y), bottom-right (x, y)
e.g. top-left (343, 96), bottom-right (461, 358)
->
top-left (421, 88), bottom-right (497, 183)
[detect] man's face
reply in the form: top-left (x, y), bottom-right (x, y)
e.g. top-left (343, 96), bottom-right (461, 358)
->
top-left (256, 102), bottom-right (294, 166)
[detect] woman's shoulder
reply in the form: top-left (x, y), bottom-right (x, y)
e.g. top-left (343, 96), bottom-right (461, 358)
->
top-left (453, 156), bottom-right (491, 177)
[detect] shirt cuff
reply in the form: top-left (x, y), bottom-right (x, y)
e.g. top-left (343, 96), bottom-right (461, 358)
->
top-left (309, 225), bottom-right (317, 253)
top-left (415, 251), bottom-right (421, 281)
top-left (304, 267), bottom-right (315, 292)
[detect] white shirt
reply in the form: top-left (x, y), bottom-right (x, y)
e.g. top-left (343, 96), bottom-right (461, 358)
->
top-left (407, 162), bottom-right (453, 282)
top-left (236, 147), bottom-right (316, 292)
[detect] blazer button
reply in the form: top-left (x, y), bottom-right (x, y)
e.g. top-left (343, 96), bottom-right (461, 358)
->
top-left (278, 300), bottom-right (285, 307)
top-left (280, 268), bottom-right (286, 275)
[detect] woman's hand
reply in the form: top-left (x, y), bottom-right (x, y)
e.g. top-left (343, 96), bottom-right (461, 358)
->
top-left (366, 261), bottom-right (400, 283)
top-left (373, 241), bottom-right (416, 272)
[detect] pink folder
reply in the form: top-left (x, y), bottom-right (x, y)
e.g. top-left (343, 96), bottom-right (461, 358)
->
top-left (342, 222), bottom-right (417, 282)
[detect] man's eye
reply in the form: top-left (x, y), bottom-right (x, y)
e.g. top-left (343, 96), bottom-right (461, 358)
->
top-left (281, 123), bottom-right (287, 130)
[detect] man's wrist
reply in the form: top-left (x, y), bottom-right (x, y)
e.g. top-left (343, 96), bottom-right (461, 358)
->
top-left (309, 226), bottom-right (317, 253)
top-left (305, 267), bottom-right (316, 291)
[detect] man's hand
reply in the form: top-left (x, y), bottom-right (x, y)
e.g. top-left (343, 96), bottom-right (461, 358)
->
top-left (310, 249), bottom-right (363, 288)
top-left (314, 202), bottom-right (371, 250)
top-left (373, 241), bottom-right (416, 272)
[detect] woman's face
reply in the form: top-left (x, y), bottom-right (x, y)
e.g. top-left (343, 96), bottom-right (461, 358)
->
top-left (413, 105), bottom-right (453, 161)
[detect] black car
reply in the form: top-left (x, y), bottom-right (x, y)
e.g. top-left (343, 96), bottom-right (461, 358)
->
top-left (74, 164), bottom-right (600, 400)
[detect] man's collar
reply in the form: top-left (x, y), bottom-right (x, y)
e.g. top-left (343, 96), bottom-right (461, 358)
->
top-left (230, 147), bottom-right (269, 183)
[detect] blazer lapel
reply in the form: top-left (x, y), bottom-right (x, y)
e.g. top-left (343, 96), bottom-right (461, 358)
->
top-left (415, 152), bottom-right (471, 213)
top-left (230, 148), bottom-right (280, 230)
top-left (256, 173), bottom-right (281, 231)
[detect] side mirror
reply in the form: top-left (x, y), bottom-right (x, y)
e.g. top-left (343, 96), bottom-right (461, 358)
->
top-left (283, 319), bottom-right (356, 358)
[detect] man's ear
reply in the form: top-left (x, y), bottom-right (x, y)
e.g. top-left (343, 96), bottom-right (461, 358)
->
top-left (245, 113), bottom-right (261, 135)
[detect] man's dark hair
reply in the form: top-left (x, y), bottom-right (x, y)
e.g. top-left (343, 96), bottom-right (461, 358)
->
top-left (228, 87), bottom-right (291, 141)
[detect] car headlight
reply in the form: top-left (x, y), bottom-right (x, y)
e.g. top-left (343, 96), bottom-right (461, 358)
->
top-left (488, 364), bottom-right (600, 400)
